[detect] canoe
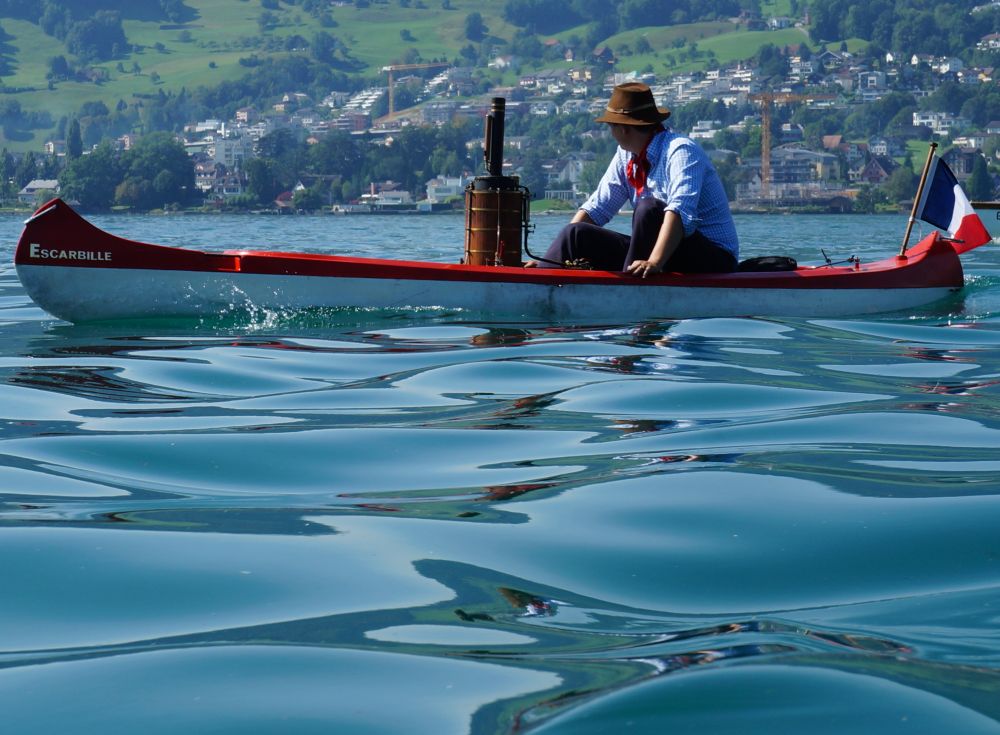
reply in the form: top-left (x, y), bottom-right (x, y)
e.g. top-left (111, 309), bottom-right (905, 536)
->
top-left (15, 197), bottom-right (968, 323)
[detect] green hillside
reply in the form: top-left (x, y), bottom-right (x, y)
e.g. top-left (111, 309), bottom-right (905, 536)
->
top-left (0, 0), bottom-right (838, 151)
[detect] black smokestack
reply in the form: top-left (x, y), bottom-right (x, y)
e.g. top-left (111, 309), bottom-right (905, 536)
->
top-left (484, 97), bottom-right (505, 177)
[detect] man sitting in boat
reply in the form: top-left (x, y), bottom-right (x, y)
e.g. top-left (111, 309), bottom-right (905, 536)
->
top-left (533, 82), bottom-right (739, 277)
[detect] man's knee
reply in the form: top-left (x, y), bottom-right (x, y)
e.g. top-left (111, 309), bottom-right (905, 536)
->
top-left (564, 222), bottom-right (593, 239)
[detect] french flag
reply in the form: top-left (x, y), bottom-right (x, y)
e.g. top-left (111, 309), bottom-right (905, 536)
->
top-left (915, 155), bottom-right (992, 254)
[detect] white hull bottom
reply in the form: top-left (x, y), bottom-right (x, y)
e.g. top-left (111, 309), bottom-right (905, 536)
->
top-left (18, 265), bottom-right (960, 323)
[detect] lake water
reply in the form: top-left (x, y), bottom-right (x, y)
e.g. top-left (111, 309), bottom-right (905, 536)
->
top-left (2, 209), bottom-right (1000, 734)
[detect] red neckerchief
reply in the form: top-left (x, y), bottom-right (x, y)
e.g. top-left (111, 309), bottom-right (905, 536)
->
top-left (625, 128), bottom-right (664, 196)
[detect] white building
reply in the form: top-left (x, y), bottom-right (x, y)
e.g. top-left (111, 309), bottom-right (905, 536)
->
top-left (210, 135), bottom-right (252, 170)
top-left (690, 120), bottom-right (723, 140)
top-left (18, 179), bottom-right (59, 205)
top-left (913, 111), bottom-right (970, 135)
top-left (425, 176), bottom-right (468, 203)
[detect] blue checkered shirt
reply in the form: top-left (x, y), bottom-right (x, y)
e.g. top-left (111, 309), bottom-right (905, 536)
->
top-left (581, 129), bottom-right (739, 259)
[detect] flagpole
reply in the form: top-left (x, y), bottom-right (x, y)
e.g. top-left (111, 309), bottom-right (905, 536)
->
top-left (899, 141), bottom-right (938, 257)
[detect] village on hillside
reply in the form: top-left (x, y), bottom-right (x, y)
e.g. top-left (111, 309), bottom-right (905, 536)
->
top-left (18, 25), bottom-right (1000, 213)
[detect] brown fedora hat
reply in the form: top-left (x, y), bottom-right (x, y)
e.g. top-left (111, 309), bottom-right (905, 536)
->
top-left (595, 82), bottom-right (671, 125)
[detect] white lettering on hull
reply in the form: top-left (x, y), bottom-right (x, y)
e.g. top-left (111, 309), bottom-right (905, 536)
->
top-left (29, 243), bottom-right (112, 262)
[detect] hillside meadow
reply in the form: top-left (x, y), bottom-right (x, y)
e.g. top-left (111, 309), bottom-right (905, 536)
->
top-left (0, 0), bottom-right (853, 150)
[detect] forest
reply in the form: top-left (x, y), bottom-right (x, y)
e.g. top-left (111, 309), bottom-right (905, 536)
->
top-left (809, 0), bottom-right (1000, 57)
top-left (501, 0), bottom-right (747, 35)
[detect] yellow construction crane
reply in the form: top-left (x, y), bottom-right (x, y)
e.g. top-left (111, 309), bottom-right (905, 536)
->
top-left (381, 62), bottom-right (450, 116)
top-left (749, 92), bottom-right (835, 200)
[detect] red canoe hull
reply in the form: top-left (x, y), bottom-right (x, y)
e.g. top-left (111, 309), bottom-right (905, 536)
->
top-left (14, 199), bottom-right (966, 322)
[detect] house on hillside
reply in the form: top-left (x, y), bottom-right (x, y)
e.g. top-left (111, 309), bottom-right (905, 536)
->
top-left (815, 49), bottom-right (849, 71)
top-left (823, 136), bottom-right (867, 167)
top-left (943, 147), bottom-right (982, 177)
top-left (530, 101), bottom-right (557, 116)
top-left (489, 55), bottom-right (518, 70)
top-left (235, 107), bottom-right (259, 124)
top-left (822, 134), bottom-right (843, 151)
top-left (788, 56), bottom-right (815, 82)
top-left (780, 123), bottom-right (804, 144)
top-left (425, 175), bottom-right (468, 203)
top-left (978, 33), bottom-right (1000, 50)
top-left (210, 136), bottom-right (251, 170)
top-left (592, 46), bottom-right (615, 65)
top-left (857, 71), bottom-right (887, 91)
top-left (543, 154), bottom-right (593, 188)
top-left (422, 101), bottom-right (458, 125)
top-left (869, 136), bottom-right (905, 158)
top-left (18, 179), bottom-right (59, 206)
top-left (913, 111), bottom-right (970, 136)
top-left (854, 155), bottom-right (899, 184)
top-left (932, 57), bottom-right (965, 74)
top-left (690, 120), bottom-right (723, 140)
top-left (332, 111), bottom-right (371, 132)
top-left (953, 132), bottom-right (989, 149)
top-left (772, 146), bottom-right (840, 183)
top-left (195, 162), bottom-right (247, 201)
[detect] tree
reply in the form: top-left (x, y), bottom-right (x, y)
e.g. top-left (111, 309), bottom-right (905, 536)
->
top-left (854, 183), bottom-right (887, 213)
top-left (117, 132), bottom-right (195, 210)
top-left (967, 154), bottom-right (994, 201)
top-left (464, 12), bottom-right (487, 41)
top-left (13, 151), bottom-right (37, 188)
top-left (258, 10), bottom-right (279, 32)
top-left (311, 30), bottom-right (338, 64)
top-left (47, 55), bottom-right (70, 80)
top-left (756, 43), bottom-right (788, 79)
top-left (162, 0), bottom-right (187, 23)
top-left (516, 148), bottom-right (548, 198)
top-left (883, 164), bottom-right (918, 203)
top-left (458, 43), bottom-right (478, 64)
top-left (64, 11), bottom-right (128, 62)
top-left (67, 119), bottom-right (83, 159)
top-left (307, 130), bottom-right (364, 178)
top-left (0, 149), bottom-right (14, 201)
top-left (58, 143), bottom-right (121, 210)
top-left (292, 186), bottom-right (324, 211)
top-left (244, 157), bottom-right (283, 206)
top-left (578, 158), bottom-right (607, 194)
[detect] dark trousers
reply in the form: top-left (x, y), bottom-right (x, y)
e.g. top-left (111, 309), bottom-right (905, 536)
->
top-left (542, 198), bottom-right (736, 273)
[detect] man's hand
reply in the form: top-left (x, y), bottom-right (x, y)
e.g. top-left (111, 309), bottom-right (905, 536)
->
top-left (627, 259), bottom-right (663, 278)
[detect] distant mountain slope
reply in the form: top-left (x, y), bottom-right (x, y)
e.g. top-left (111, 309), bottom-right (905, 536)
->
top-left (0, 0), bottom-right (992, 151)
